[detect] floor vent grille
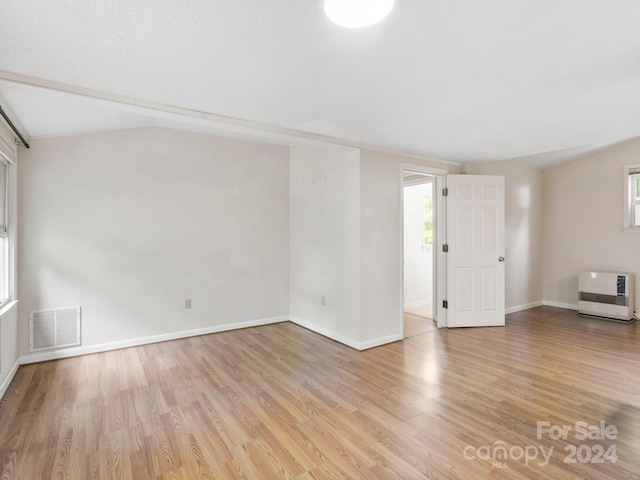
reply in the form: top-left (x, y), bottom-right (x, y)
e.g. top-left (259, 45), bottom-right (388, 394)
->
top-left (29, 306), bottom-right (81, 352)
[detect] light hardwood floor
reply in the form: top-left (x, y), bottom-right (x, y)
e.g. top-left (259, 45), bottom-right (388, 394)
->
top-left (1, 306), bottom-right (640, 479)
top-left (403, 312), bottom-right (437, 338)
top-left (404, 303), bottom-right (433, 319)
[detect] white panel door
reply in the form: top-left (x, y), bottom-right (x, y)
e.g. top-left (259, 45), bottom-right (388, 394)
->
top-left (446, 175), bottom-right (505, 327)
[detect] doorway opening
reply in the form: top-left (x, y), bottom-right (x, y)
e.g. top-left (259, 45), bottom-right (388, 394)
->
top-left (403, 173), bottom-right (436, 337)
top-left (400, 164), bottom-right (448, 338)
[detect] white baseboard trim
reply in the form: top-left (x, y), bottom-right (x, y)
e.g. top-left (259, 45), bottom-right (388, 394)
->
top-left (289, 316), bottom-right (362, 350)
top-left (12, 312), bottom-right (405, 380)
top-left (289, 316), bottom-right (401, 351)
top-left (505, 301), bottom-right (543, 314)
top-left (359, 333), bottom-right (402, 350)
top-left (543, 300), bottom-right (578, 311)
top-left (21, 315), bottom-right (289, 365)
top-left (403, 299), bottom-right (433, 308)
top-left (0, 357), bottom-right (21, 401)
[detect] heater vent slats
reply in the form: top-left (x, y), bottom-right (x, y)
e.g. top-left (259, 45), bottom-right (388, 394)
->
top-left (29, 306), bottom-right (81, 352)
top-left (579, 292), bottom-right (628, 306)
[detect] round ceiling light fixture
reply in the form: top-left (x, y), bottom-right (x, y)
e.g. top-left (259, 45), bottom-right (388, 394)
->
top-left (324, 0), bottom-right (395, 28)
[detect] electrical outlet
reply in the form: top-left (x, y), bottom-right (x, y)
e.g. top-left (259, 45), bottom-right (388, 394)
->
top-left (185, 298), bottom-right (192, 309)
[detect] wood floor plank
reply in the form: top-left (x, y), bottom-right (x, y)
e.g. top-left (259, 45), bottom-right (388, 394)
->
top-left (1, 306), bottom-right (640, 478)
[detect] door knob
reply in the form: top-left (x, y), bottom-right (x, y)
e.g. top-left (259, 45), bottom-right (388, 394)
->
top-left (498, 256), bottom-right (505, 262)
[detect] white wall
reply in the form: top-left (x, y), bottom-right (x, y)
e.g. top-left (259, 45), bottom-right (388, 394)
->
top-left (12, 120), bottom-right (636, 364)
top-left (359, 150), bottom-right (403, 345)
top-left (403, 182), bottom-right (433, 307)
top-left (467, 160), bottom-right (543, 311)
top-left (18, 127), bottom-right (290, 357)
top-left (542, 139), bottom-right (640, 308)
top-left (289, 144), bottom-right (361, 345)
top-left (17, 126), bottom-right (462, 362)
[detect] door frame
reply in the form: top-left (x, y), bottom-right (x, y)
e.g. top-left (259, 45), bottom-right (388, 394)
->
top-left (399, 163), bottom-right (449, 338)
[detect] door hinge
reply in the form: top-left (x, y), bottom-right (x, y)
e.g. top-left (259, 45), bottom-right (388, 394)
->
top-left (443, 244), bottom-right (449, 253)
top-left (443, 300), bottom-right (448, 309)
top-left (443, 187), bottom-right (449, 196)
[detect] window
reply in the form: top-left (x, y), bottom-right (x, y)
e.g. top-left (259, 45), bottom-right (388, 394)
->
top-left (624, 163), bottom-right (640, 230)
top-left (0, 110), bottom-right (18, 310)
top-left (0, 156), bottom-right (8, 305)
top-left (631, 172), bottom-right (640, 227)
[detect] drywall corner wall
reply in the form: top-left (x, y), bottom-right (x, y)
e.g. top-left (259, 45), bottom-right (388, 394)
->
top-left (289, 144), bottom-right (361, 346)
top-left (359, 150), bottom-right (404, 345)
top-left (18, 128), bottom-right (290, 357)
top-left (542, 139), bottom-right (640, 308)
top-left (467, 160), bottom-right (543, 311)
top-left (290, 145), bottom-right (459, 349)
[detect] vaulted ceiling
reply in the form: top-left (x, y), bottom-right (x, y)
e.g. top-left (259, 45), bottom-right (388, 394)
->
top-left (1, 0), bottom-right (640, 167)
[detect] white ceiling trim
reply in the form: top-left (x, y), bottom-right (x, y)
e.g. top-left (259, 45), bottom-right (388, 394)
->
top-left (0, 69), bottom-right (460, 166)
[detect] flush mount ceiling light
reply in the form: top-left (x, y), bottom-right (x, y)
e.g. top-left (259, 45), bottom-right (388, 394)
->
top-left (324, 0), bottom-right (395, 28)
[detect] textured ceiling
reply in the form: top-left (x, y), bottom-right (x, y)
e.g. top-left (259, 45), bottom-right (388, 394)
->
top-left (2, 0), bottom-right (640, 167)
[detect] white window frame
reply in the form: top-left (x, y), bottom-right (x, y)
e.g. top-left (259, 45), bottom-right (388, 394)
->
top-left (623, 163), bottom-right (640, 231)
top-left (0, 157), bottom-right (8, 307)
top-left (0, 151), bottom-right (14, 309)
top-left (0, 122), bottom-right (16, 309)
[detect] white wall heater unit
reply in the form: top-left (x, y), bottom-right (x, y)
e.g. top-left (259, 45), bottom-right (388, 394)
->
top-left (578, 272), bottom-right (635, 322)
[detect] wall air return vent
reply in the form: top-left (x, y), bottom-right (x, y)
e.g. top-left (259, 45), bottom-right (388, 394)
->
top-left (29, 306), bottom-right (81, 352)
